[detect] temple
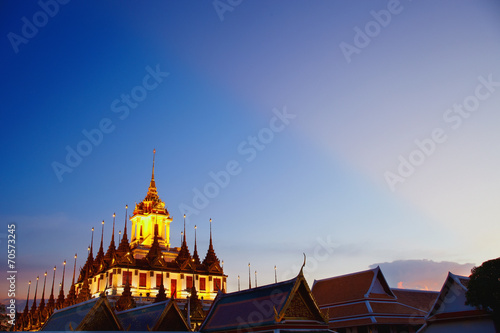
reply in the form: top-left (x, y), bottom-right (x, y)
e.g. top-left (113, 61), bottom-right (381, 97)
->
top-left (74, 150), bottom-right (225, 302)
top-left (16, 150), bottom-right (225, 331)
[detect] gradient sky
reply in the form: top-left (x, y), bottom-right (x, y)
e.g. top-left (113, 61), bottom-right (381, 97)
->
top-left (1, 1), bottom-right (500, 302)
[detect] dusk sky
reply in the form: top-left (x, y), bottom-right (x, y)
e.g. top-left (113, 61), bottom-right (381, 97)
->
top-left (2, 1), bottom-right (500, 301)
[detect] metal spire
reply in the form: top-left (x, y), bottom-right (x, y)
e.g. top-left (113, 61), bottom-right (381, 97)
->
top-left (152, 148), bottom-right (156, 180)
top-left (183, 214), bottom-right (187, 245)
top-left (90, 227), bottom-right (94, 257)
top-left (248, 263), bottom-right (251, 289)
top-left (23, 281), bottom-right (31, 314)
top-left (123, 205), bottom-right (128, 238)
top-left (60, 261), bottom-right (66, 290)
top-left (30, 276), bottom-right (39, 314)
top-left (71, 254), bottom-right (77, 286)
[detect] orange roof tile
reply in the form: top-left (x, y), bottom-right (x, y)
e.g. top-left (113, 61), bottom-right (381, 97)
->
top-left (391, 288), bottom-right (438, 312)
top-left (369, 301), bottom-right (427, 316)
top-left (326, 302), bottom-right (369, 319)
top-left (312, 270), bottom-right (376, 305)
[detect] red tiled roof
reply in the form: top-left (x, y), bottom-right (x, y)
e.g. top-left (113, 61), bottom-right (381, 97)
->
top-left (391, 289), bottom-right (438, 312)
top-left (312, 270), bottom-right (376, 305)
top-left (326, 302), bottom-right (369, 319)
top-left (368, 293), bottom-right (394, 300)
top-left (430, 309), bottom-right (490, 321)
top-left (328, 317), bottom-right (373, 329)
top-left (374, 316), bottom-right (425, 325)
top-left (369, 301), bottom-right (427, 316)
top-left (313, 268), bottom-right (435, 330)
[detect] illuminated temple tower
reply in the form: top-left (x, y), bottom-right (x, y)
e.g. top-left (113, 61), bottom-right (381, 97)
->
top-left (73, 150), bottom-right (225, 303)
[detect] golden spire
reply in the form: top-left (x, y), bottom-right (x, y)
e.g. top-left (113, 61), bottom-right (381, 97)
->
top-left (144, 149), bottom-right (159, 202)
top-left (152, 148), bottom-right (156, 180)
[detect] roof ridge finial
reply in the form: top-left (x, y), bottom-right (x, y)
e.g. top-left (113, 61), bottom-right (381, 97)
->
top-left (299, 253), bottom-right (306, 276)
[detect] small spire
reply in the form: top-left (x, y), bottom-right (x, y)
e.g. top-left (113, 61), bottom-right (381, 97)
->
top-left (47, 266), bottom-right (56, 313)
top-left (105, 214), bottom-right (117, 263)
top-left (23, 281), bottom-right (31, 315)
top-left (117, 205), bottom-right (132, 257)
top-left (203, 218), bottom-right (220, 267)
top-left (39, 271), bottom-right (47, 315)
top-left (90, 227), bottom-right (94, 257)
top-left (144, 150), bottom-right (159, 201)
top-left (238, 275), bottom-right (240, 292)
top-left (183, 214), bottom-right (187, 245)
top-left (112, 213), bottom-right (116, 243)
top-left (152, 148), bottom-right (156, 180)
top-left (248, 263), bottom-right (251, 289)
top-left (209, 218), bottom-right (212, 247)
top-left (56, 261), bottom-right (66, 309)
top-left (193, 225), bottom-right (200, 265)
top-left (65, 254), bottom-right (78, 307)
top-left (123, 205), bottom-right (128, 237)
top-left (94, 222), bottom-right (105, 273)
top-left (274, 265), bottom-right (277, 283)
top-left (30, 276), bottom-right (39, 315)
top-left (176, 214), bottom-right (191, 264)
top-left (71, 254), bottom-right (77, 286)
top-left (100, 222), bottom-right (104, 250)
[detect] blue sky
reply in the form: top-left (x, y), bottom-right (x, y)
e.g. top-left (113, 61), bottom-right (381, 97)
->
top-left (1, 0), bottom-right (500, 301)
